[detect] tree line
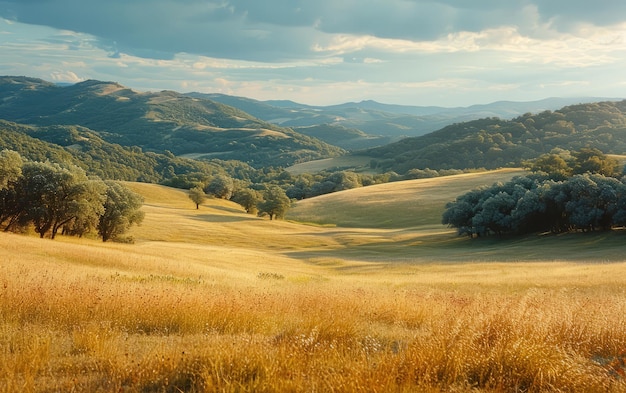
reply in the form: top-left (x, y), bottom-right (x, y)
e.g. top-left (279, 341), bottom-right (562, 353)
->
top-left (442, 148), bottom-right (626, 237)
top-left (187, 174), bottom-right (292, 220)
top-left (0, 150), bottom-right (144, 241)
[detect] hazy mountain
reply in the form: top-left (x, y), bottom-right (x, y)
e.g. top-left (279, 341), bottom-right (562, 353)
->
top-left (189, 92), bottom-right (621, 150)
top-left (292, 124), bottom-right (395, 150)
top-left (0, 76), bottom-right (343, 167)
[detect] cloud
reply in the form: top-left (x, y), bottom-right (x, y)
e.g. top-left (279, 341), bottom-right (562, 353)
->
top-left (0, 0), bottom-right (325, 61)
top-left (1, 1), bottom-right (626, 106)
top-left (49, 70), bottom-right (83, 83)
top-left (534, 1), bottom-right (626, 30)
top-left (2, 0), bottom-right (626, 63)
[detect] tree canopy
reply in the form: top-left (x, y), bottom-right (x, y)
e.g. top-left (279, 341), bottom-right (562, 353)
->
top-left (205, 175), bottom-right (234, 199)
top-left (97, 181), bottom-right (145, 242)
top-left (444, 172), bottom-right (626, 237)
top-left (443, 148), bottom-right (626, 237)
top-left (188, 186), bottom-right (206, 209)
top-left (365, 100), bottom-right (626, 174)
top-left (0, 151), bottom-right (143, 241)
top-left (258, 186), bottom-right (291, 220)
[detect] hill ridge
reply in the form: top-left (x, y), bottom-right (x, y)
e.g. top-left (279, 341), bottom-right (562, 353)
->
top-left (0, 76), bottom-right (343, 168)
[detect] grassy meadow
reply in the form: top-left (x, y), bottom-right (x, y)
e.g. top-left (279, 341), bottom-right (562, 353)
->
top-left (2, 170), bottom-right (626, 392)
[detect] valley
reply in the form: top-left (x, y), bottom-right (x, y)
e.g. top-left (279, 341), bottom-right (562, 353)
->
top-left (2, 76), bottom-right (626, 391)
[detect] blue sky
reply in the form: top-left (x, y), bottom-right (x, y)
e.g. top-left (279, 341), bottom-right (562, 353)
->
top-left (1, 0), bottom-right (626, 106)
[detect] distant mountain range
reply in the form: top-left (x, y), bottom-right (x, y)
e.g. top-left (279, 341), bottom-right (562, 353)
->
top-left (189, 92), bottom-right (621, 149)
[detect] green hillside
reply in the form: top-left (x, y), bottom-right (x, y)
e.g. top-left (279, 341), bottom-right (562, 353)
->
top-left (0, 120), bottom-right (237, 182)
top-left (0, 76), bottom-right (343, 167)
top-left (363, 100), bottom-right (626, 174)
top-left (200, 92), bottom-right (616, 149)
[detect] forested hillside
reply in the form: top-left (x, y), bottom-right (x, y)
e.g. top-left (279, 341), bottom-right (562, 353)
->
top-left (364, 100), bottom-right (626, 174)
top-left (0, 76), bottom-right (343, 167)
top-left (0, 120), bottom-right (239, 183)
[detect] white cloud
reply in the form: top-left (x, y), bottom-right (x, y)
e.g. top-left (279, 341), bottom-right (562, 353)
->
top-left (49, 70), bottom-right (83, 83)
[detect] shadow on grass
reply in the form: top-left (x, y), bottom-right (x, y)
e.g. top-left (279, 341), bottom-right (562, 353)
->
top-left (208, 205), bottom-right (249, 214)
top-left (192, 214), bottom-right (256, 223)
top-left (285, 229), bottom-right (626, 267)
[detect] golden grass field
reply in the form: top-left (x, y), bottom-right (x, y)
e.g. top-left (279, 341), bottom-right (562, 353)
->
top-left (2, 169), bottom-right (626, 392)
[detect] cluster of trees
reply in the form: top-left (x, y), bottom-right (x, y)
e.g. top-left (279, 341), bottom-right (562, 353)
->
top-left (185, 165), bottom-right (492, 219)
top-left (185, 166), bottom-right (407, 219)
top-left (527, 147), bottom-right (622, 179)
top-left (188, 174), bottom-right (292, 220)
top-left (0, 150), bottom-right (144, 241)
top-left (443, 149), bottom-right (626, 237)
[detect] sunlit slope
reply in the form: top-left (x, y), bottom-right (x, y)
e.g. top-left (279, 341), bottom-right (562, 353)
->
top-left (123, 177), bottom-right (626, 265)
top-left (286, 168), bottom-right (527, 229)
top-left (0, 183), bottom-right (345, 284)
top-left (4, 178), bottom-right (626, 392)
top-left (2, 171), bottom-right (626, 292)
top-left (124, 182), bottom-right (345, 251)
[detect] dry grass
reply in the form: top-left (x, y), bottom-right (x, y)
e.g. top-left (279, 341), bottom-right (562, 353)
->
top-left (2, 173), bottom-right (626, 392)
top-left (286, 168), bottom-right (526, 228)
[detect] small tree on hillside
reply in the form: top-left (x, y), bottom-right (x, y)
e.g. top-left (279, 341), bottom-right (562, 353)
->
top-left (529, 153), bottom-right (572, 180)
top-left (188, 186), bottom-right (206, 209)
top-left (205, 175), bottom-right (234, 199)
top-left (231, 188), bottom-right (260, 214)
top-left (98, 181), bottom-right (145, 242)
top-left (572, 148), bottom-right (621, 177)
top-left (258, 185), bottom-right (291, 220)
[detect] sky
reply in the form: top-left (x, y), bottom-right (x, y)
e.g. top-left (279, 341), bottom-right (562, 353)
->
top-left (1, 0), bottom-right (626, 107)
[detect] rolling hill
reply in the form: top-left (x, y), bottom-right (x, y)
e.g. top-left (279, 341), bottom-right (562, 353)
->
top-left (361, 100), bottom-right (626, 174)
top-left (126, 170), bottom-right (626, 263)
top-left (0, 76), bottom-right (343, 168)
top-left (286, 168), bottom-right (526, 229)
top-left (0, 119), bottom-right (242, 182)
